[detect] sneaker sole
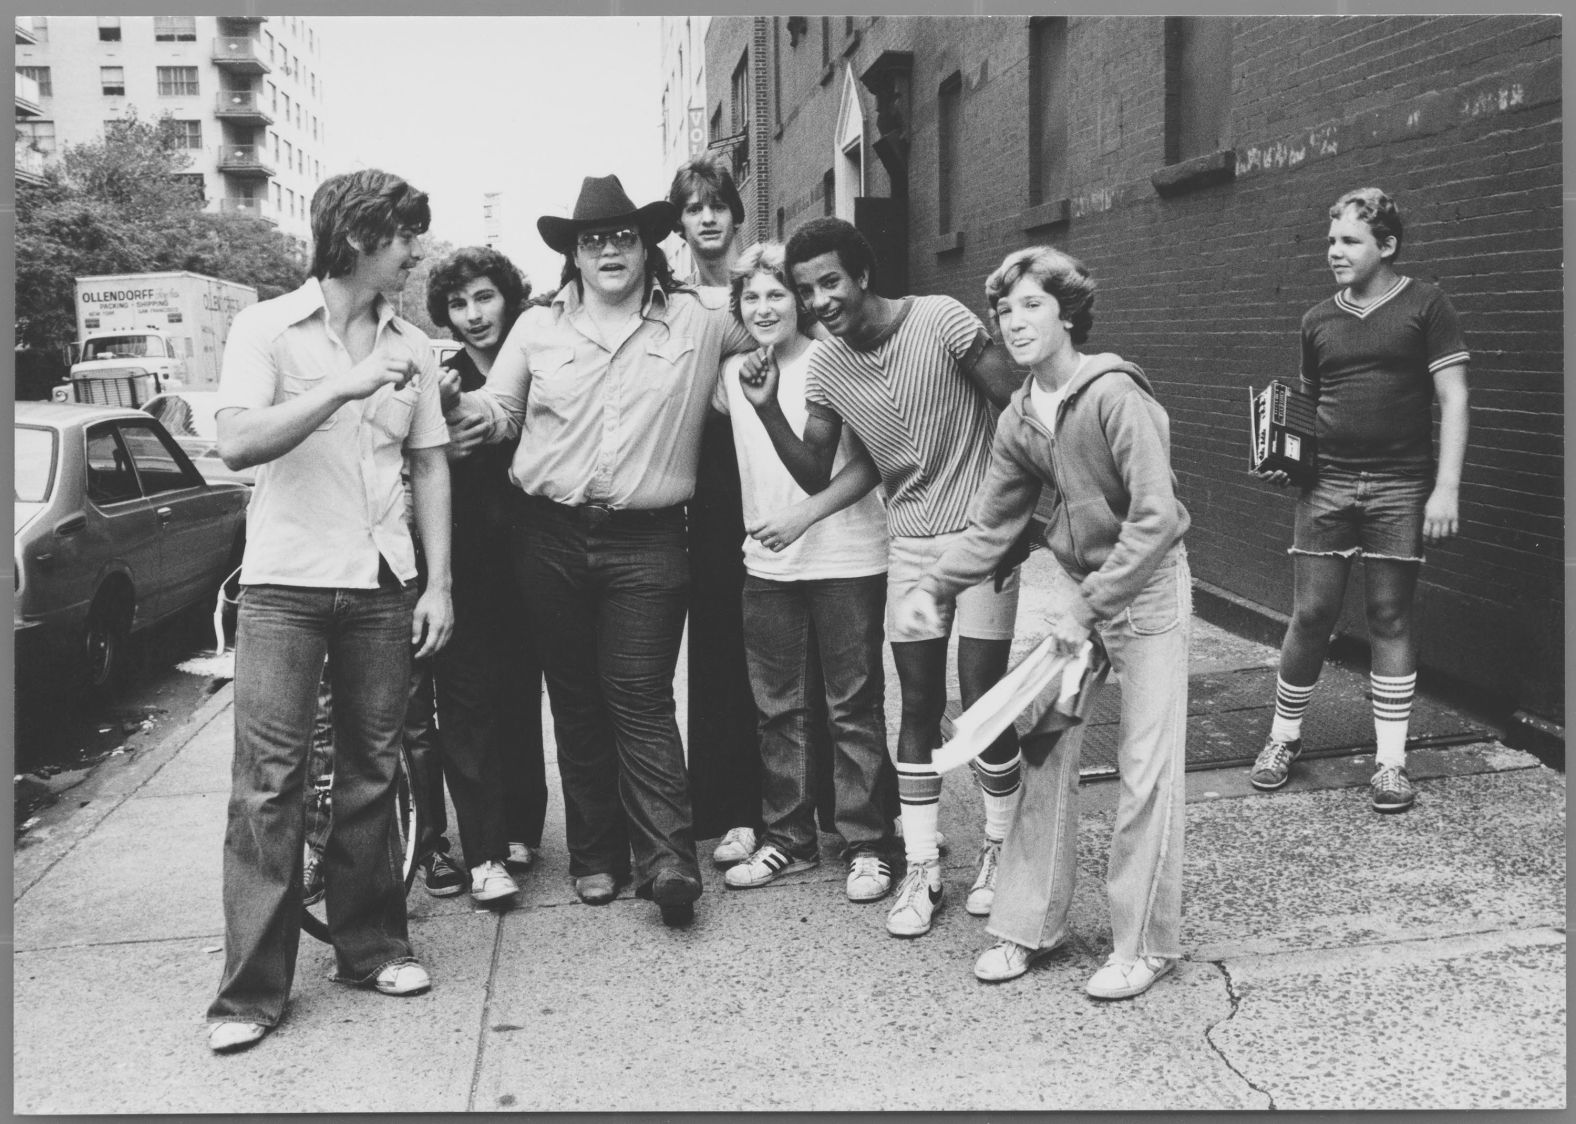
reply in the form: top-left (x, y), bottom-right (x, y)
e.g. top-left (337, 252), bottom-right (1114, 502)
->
top-left (846, 882), bottom-right (892, 903)
top-left (425, 883), bottom-right (464, 898)
top-left (1372, 797), bottom-right (1415, 813)
top-left (725, 857), bottom-right (818, 889)
top-left (1248, 774), bottom-right (1291, 791)
top-left (965, 897), bottom-right (992, 917)
top-left (471, 886), bottom-right (519, 903)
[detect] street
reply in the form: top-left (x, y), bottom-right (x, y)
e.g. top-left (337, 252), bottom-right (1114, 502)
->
top-left (10, 550), bottom-right (1566, 1113)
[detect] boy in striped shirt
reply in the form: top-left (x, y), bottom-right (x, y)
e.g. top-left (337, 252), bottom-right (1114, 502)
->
top-left (740, 218), bottom-right (1027, 938)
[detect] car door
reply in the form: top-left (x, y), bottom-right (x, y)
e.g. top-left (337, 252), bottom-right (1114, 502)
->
top-left (114, 419), bottom-right (230, 620)
top-left (82, 423), bottom-right (163, 629)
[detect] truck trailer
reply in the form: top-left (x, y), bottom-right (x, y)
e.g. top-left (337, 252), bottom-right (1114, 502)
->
top-left (55, 271), bottom-right (257, 406)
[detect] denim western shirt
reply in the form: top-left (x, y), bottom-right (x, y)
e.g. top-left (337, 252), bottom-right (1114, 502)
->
top-left (471, 279), bottom-right (753, 510)
top-left (216, 277), bottom-right (448, 587)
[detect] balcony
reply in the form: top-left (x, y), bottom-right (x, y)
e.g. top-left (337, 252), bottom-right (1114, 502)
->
top-left (15, 17), bottom-right (38, 44)
top-left (220, 197), bottom-right (276, 225)
top-left (15, 70), bottom-right (42, 117)
top-left (211, 38), bottom-right (270, 75)
top-left (214, 89), bottom-right (273, 125)
top-left (218, 15), bottom-right (267, 24)
top-left (217, 144), bottom-right (274, 177)
top-left (15, 141), bottom-right (46, 186)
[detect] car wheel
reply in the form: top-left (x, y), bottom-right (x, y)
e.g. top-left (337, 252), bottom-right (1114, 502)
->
top-left (82, 592), bottom-right (131, 695)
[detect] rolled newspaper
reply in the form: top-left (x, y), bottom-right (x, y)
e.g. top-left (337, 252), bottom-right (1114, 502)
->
top-left (931, 636), bottom-right (1092, 774)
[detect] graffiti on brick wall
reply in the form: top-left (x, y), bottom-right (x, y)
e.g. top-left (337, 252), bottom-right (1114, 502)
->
top-left (1070, 188), bottom-right (1115, 219)
top-left (1461, 82), bottom-right (1525, 119)
top-left (1237, 124), bottom-right (1340, 176)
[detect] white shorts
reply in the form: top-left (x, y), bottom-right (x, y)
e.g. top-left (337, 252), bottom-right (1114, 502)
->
top-left (886, 531), bottom-right (1020, 643)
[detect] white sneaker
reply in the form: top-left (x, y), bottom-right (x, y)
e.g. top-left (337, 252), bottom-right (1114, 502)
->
top-left (845, 852), bottom-right (893, 902)
top-left (1086, 953), bottom-right (1175, 999)
top-left (886, 861), bottom-right (943, 937)
top-left (724, 843), bottom-right (818, 889)
top-left (712, 826), bottom-right (757, 867)
top-left (966, 838), bottom-right (1002, 917)
top-left (470, 860), bottom-right (520, 904)
top-left (505, 841), bottom-right (537, 871)
top-left (973, 937), bottom-right (1061, 983)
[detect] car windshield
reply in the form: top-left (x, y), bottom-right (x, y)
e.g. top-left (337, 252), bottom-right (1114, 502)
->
top-left (145, 393), bottom-right (220, 440)
top-left (15, 426), bottom-right (57, 503)
top-left (82, 334), bottom-right (167, 361)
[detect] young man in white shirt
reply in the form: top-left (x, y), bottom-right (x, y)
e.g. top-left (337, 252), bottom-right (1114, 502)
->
top-left (206, 169), bottom-right (453, 1053)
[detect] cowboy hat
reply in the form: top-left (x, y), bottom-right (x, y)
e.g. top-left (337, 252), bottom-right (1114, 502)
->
top-left (537, 175), bottom-right (677, 256)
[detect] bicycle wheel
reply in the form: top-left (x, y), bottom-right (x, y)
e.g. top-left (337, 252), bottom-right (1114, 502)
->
top-left (301, 742), bottom-right (424, 943)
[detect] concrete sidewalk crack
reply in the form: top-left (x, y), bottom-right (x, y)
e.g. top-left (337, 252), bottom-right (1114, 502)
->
top-left (1204, 960), bottom-right (1277, 1110)
top-left (466, 911), bottom-right (510, 1112)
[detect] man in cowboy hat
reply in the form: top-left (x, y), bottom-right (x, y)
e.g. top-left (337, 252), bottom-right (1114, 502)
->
top-left (451, 174), bottom-right (753, 927)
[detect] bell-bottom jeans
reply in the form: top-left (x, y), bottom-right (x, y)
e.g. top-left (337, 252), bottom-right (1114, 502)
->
top-left (208, 582), bottom-right (418, 1028)
top-left (987, 549), bottom-right (1191, 963)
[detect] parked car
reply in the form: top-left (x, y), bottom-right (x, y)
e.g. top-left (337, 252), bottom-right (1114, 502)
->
top-left (14, 402), bottom-right (250, 692)
top-left (142, 390), bottom-right (255, 486)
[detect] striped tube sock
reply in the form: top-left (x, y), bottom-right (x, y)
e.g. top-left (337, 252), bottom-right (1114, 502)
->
top-left (895, 763), bottom-right (943, 869)
top-left (1371, 671), bottom-right (1416, 768)
top-left (970, 753), bottom-right (1022, 843)
top-left (1270, 675), bottom-right (1317, 743)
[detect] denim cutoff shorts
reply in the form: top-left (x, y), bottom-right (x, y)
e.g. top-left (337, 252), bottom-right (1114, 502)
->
top-left (1291, 467), bottom-right (1430, 562)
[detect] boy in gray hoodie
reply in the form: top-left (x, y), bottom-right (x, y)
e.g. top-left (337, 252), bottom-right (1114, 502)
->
top-left (897, 246), bottom-right (1191, 1000)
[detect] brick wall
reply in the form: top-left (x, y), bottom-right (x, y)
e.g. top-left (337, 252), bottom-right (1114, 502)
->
top-left (708, 14), bottom-right (1564, 721)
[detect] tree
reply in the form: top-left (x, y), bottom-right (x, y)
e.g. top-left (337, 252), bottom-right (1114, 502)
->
top-left (14, 109), bottom-right (306, 354)
top-left (386, 236), bottom-right (457, 338)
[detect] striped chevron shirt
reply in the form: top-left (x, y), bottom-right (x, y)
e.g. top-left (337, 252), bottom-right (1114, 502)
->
top-left (804, 295), bottom-right (995, 538)
top-left (1300, 275), bottom-right (1470, 474)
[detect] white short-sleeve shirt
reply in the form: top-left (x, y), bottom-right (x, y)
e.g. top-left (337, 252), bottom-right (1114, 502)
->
top-left (217, 278), bottom-right (447, 587)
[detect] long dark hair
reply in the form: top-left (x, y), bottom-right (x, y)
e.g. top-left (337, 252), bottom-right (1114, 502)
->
top-left (309, 169), bottom-right (430, 280)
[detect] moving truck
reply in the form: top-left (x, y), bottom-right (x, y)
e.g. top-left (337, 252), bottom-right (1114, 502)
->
top-left (54, 272), bottom-right (257, 406)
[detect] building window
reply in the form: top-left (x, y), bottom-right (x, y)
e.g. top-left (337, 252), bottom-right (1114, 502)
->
top-left (273, 183), bottom-right (282, 209)
top-left (729, 47), bottom-right (750, 180)
top-left (821, 17), bottom-right (831, 67)
top-left (100, 66), bottom-right (125, 96)
top-left (154, 16), bottom-right (197, 42)
top-left (18, 119), bottom-right (55, 154)
top-left (268, 81), bottom-right (277, 111)
top-left (937, 73), bottom-right (962, 233)
top-left (776, 206), bottom-right (785, 241)
top-left (157, 67), bottom-right (200, 97)
top-left (1164, 17), bottom-right (1233, 163)
top-left (18, 67), bottom-right (52, 98)
top-left (29, 16), bottom-right (48, 42)
top-left (1028, 18), bottom-right (1070, 207)
top-left (172, 120), bottom-right (202, 149)
top-left (709, 105), bottom-right (721, 142)
top-left (822, 168), bottom-right (835, 216)
top-left (282, 139), bottom-right (292, 167)
top-left (98, 16), bottom-right (121, 42)
top-left (281, 92), bottom-right (290, 120)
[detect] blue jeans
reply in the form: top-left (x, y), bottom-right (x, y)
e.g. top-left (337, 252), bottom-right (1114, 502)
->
top-left (208, 583), bottom-right (418, 1028)
top-left (741, 572), bottom-right (895, 859)
top-left (987, 549), bottom-right (1191, 962)
top-left (509, 495), bottom-right (698, 890)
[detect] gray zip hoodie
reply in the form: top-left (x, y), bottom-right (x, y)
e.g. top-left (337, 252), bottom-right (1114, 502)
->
top-left (919, 353), bottom-right (1189, 622)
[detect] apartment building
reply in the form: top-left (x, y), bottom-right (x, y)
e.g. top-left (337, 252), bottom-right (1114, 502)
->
top-left (14, 14), bottom-right (329, 244)
top-left (706, 15), bottom-right (1563, 731)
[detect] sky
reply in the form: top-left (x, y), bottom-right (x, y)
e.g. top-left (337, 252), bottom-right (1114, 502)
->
top-left (317, 16), bottom-right (668, 293)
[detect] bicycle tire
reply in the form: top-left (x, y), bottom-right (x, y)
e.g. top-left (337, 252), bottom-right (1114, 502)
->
top-left (301, 742), bottom-right (424, 943)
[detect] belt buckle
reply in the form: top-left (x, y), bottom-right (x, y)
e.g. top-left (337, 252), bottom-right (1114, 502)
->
top-left (585, 503), bottom-right (613, 528)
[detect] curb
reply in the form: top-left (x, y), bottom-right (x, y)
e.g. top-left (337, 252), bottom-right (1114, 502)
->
top-left (13, 680), bottom-right (235, 901)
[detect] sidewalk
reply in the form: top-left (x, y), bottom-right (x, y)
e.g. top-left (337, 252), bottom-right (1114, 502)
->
top-left (12, 552), bottom-right (1566, 1112)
